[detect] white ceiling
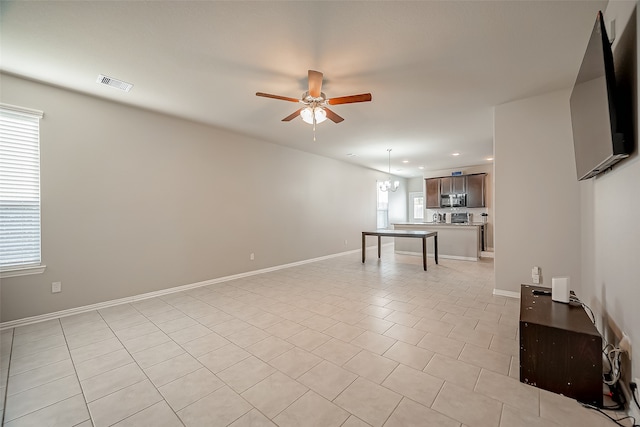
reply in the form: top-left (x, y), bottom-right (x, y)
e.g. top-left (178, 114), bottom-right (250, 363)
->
top-left (0, 1), bottom-right (607, 177)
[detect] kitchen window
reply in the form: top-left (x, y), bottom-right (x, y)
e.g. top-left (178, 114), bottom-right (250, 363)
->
top-left (376, 182), bottom-right (389, 228)
top-left (409, 192), bottom-right (424, 222)
top-left (0, 104), bottom-right (46, 278)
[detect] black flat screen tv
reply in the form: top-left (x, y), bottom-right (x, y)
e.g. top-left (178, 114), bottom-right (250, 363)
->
top-left (570, 11), bottom-right (629, 181)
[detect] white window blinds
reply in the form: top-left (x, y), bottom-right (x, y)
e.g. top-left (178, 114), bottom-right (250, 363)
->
top-left (376, 182), bottom-right (389, 229)
top-left (0, 105), bottom-right (43, 269)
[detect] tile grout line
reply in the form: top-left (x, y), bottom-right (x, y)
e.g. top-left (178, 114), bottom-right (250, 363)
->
top-left (91, 305), bottom-right (185, 427)
top-left (4, 370), bottom-right (78, 401)
top-left (5, 392), bottom-right (87, 426)
top-left (5, 254), bottom-right (576, 427)
top-left (120, 296), bottom-right (305, 425)
top-left (127, 302), bottom-right (236, 420)
top-left (60, 317), bottom-right (96, 426)
top-left (239, 369), bottom-right (311, 424)
top-left (4, 319), bottom-right (90, 425)
top-left (1, 328), bottom-right (15, 426)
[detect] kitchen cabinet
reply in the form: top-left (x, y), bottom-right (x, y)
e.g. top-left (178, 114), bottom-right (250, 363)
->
top-left (426, 173), bottom-right (486, 208)
top-left (425, 178), bottom-right (440, 208)
top-left (440, 176), bottom-right (466, 195)
top-left (453, 176), bottom-right (466, 194)
top-left (466, 173), bottom-right (486, 207)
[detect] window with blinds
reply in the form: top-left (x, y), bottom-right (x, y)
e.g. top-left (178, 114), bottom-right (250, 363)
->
top-left (0, 105), bottom-right (44, 270)
top-left (376, 182), bottom-right (389, 229)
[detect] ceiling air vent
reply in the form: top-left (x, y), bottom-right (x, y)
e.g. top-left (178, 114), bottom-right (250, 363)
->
top-left (96, 74), bottom-right (133, 92)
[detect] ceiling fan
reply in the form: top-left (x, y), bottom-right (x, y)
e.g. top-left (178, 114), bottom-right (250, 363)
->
top-left (256, 70), bottom-right (372, 126)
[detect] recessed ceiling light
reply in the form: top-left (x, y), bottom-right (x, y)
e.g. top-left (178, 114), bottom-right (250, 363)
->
top-left (418, 166), bottom-right (424, 170)
top-left (402, 160), bottom-right (409, 163)
top-left (452, 152), bottom-right (460, 156)
top-left (486, 157), bottom-right (494, 161)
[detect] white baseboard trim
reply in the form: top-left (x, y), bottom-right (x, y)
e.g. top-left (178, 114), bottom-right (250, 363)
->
top-left (440, 254), bottom-right (479, 262)
top-left (0, 248), bottom-right (361, 331)
top-left (394, 251), bottom-right (478, 262)
top-left (493, 289), bottom-right (520, 299)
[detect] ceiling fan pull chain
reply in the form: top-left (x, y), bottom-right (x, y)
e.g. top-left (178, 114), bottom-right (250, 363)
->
top-left (313, 113), bottom-right (317, 141)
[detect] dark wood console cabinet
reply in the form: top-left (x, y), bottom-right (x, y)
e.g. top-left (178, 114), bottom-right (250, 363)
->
top-left (519, 284), bottom-right (602, 406)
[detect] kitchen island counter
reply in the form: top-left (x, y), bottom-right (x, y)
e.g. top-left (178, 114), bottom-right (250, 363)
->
top-left (392, 222), bottom-right (484, 261)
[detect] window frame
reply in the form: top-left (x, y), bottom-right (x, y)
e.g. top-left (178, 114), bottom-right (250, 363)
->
top-left (409, 191), bottom-right (424, 222)
top-left (0, 103), bottom-right (46, 278)
top-left (376, 181), bottom-right (389, 229)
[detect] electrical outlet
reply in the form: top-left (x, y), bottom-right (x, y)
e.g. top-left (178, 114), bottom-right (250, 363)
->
top-left (531, 266), bottom-right (542, 284)
top-left (619, 332), bottom-right (631, 356)
top-left (250, 253), bottom-right (254, 261)
top-left (606, 18), bottom-right (616, 43)
top-left (52, 282), bottom-right (61, 293)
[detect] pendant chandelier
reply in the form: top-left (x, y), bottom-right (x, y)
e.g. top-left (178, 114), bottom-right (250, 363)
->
top-left (378, 148), bottom-right (399, 192)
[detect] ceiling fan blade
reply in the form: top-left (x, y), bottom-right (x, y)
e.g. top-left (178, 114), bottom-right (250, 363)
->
top-left (324, 107), bottom-right (344, 123)
top-left (256, 92), bottom-right (300, 103)
top-left (328, 93), bottom-right (372, 105)
top-left (282, 109), bottom-right (302, 122)
top-left (308, 70), bottom-right (323, 98)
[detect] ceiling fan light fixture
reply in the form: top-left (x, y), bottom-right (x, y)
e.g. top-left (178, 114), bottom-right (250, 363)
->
top-left (314, 107), bottom-right (327, 123)
top-left (300, 107), bottom-right (313, 124)
top-left (300, 106), bottom-right (327, 125)
top-left (256, 70), bottom-right (370, 126)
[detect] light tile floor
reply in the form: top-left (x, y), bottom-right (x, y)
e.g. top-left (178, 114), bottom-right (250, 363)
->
top-left (0, 248), bottom-right (630, 426)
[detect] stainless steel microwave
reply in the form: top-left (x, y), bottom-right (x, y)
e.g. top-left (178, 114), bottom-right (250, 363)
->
top-left (440, 194), bottom-right (466, 208)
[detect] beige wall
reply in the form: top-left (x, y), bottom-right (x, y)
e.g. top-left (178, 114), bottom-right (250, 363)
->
top-left (0, 74), bottom-right (394, 322)
top-left (494, 89), bottom-right (582, 295)
top-left (495, 0), bottom-right (638, 391)
top-left (387, 180), bottom-right (408, 226)
top-left (406, 177), bottom-right (424, 193)
top-left (579, 0), bottom-right (639, 392)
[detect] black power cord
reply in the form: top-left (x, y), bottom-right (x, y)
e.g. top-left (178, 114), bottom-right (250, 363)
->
top-left (631, 382), bottom-right (640, 410)
top-left (598, 377), bottom-right (626, 411)
top-left (582, 403), bottom-right (639, 426)
top-left (564, 296), bottom-right (638, 425)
